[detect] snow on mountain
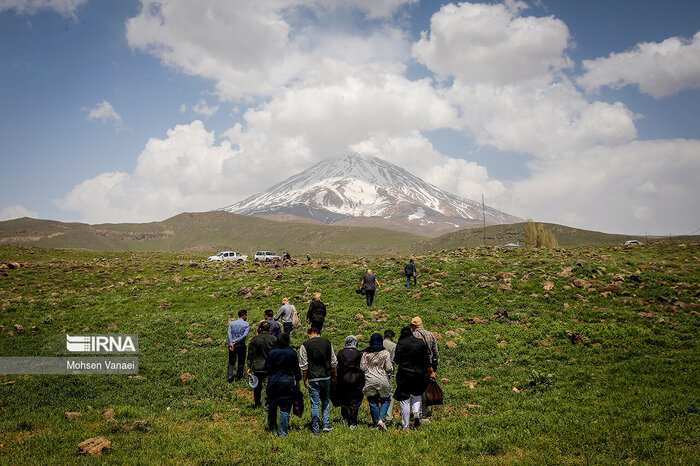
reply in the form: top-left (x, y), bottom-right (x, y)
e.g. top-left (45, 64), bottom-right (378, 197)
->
top-left (221, 153), bottom-right (520, 229)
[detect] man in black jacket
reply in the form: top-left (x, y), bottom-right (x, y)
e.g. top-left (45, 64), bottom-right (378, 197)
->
top-left (247, 321), bottom-right (278, 408)
top-left (404, 259), bottom-right (417, 288)
top-left (299, 327), bottom-right (337, 435)
top-left (306, 292), bottom-right (327, 332)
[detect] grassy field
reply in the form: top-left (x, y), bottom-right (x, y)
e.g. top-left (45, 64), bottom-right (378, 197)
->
top-left (0, 242), bottom-right (698, 464)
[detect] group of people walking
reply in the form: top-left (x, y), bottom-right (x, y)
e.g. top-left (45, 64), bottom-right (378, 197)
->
top-left (226, 294), bottom-right (439, 436)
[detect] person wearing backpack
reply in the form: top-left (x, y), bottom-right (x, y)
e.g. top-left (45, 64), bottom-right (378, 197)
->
top-left (404, 259), bottom-right (417, 288)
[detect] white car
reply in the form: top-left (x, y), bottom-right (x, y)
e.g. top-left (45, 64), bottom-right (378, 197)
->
top-left (624, 240), bottom-right (641, 246)
top-left (254, 251), bottom-right (281, 261)
top-left (207, 251), bottom-right (248, 262)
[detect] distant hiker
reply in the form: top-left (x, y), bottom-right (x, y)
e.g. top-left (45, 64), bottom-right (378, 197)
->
top-left (307, 253), bottom-right (311, 261)
top-left (275, 297), bottom-right (297, 334)
top-left (394, 326), bottom-right (435, 430)
top-left (307, 292), bottom-right (327, 332)
top-left (411, 316), bottom-right (439, 420)
top-left (404, 259), bottom-right (417, 288)
top-left (383, 329), bottom-right (397, 423)
top-left (227, 310), bottom-right (250, 382)
top-left (265, 333), bottom-right (302, 436)
top-left (360, 269), bottom-right (381, 307)
top-left (247, 321), bottom-right (277, 408)
top-left (299, 327), bottom-right (338, 435)
top-left (361, 333), bottom-right (393, 431)
top-left (284, 252), bottom-right (291, 260)
top-left (336, 335), bottom-right (365, 429)
top-left (259, 309), bottom-right (282, 337)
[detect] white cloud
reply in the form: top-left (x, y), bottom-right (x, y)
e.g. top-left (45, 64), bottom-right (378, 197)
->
top-left (506, 139), bottom-right (700, 234)
top-left (447, 80), bottom-right (638, 158)
top-left (125, 0), bottom-right (412, 100)
top-left (192, 99), bottom-right (219, 118)
top-left (0, 0), bottom-right (88, 17)
top-left (412, 1), bottom-right (572, 85)
top-left (179, 103), bottom-right (187, 113)
top-left (84, 100), bottom-right (124, 130)
top-left (578, 31), bottom-right (700, 98)
top-left (0, 204), bottom-right (37, 221)
top-left (328, 0), bottom-right (418, 19)
top-left (56, 121), bottom-right (240, 223)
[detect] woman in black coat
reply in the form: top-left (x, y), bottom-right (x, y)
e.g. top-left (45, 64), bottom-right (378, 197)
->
top-left (264, 333), bottom-right (302, 436)
top-left (393, 326), bottom-right (435, 429)
top-left (335, 335), bottom-right (365, 428)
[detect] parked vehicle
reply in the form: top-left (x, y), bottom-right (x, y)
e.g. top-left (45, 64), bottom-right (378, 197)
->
top-left (254, 251), bottom-right (281, 261)
top-left (624, 240), bottom-right (641, 245)
top-left (207, 251), bottom-right (248, 262)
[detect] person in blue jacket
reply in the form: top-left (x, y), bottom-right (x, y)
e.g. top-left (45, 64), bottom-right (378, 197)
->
top-left (264, 333), bottom-right (302, 436)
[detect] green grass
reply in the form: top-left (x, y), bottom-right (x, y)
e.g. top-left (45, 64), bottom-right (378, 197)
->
top-left (0, 242), bottom-right (698, 464)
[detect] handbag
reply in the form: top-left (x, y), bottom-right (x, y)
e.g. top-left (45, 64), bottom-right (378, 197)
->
top-left (293, 386), bottom-right (304, 417)
top-left (424, 379), bottom-right (444, 406)
top-left (330, 380), bottom-right (341, 407)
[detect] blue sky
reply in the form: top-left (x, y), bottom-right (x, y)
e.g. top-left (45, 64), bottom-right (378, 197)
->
top-left (1, 0), bottom-right (698, 235)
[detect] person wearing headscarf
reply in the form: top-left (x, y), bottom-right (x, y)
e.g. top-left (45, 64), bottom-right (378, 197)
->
top-left (393, 326), bottom-right (435, 430)
top-left (335, 335), bottom-right (365, 429)
top-left (264, 333), bottom-right (301, 436)
top-left (360, 332), bottom-right (393, 431)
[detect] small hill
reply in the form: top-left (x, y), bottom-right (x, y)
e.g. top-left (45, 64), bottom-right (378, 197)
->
top-left (0, 212), bottom-right (423, 255)
top-left (414, 222), bottom-right (634, 252)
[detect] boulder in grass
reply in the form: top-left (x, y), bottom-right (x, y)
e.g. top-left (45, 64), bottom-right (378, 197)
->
top-left (65, 412), bottom-right (81, 419)
top-left (180, 372), bottom-right (195, 384)
top-left (78, 436), bottom-right (111, 455)
top-left (103, 408), bottom-right (115, 420)
top-left (446, 341), bottom-right (457, 349)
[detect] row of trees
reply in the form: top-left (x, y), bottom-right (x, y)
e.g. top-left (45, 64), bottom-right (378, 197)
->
top-left (524, 219), bottom-right (559, 248)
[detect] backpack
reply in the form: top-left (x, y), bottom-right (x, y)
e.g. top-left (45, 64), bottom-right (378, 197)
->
top-left (291, 307), bottom-right (301, 329)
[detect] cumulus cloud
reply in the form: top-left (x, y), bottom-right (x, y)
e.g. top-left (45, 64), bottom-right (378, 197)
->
top-left (412, 1), bottom-right (572, 85)
top-left (578, 31), bottom-right (700, 98)
top-left (56, 121), bottom-right (240, 223)
top-left (506, 139), bottom-right (700, 234)
top-left (125, 0), bottom-right (411, 100)
top-left (192, 99), bottom-right (218, 118)
top-left (83, 100), bottom-right (125, 130)
top-left (0, 0), bottom-right (88, 17)
top-left (0, 204), bottom-right (38, 221)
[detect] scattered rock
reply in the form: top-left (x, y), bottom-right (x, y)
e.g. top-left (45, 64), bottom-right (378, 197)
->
top-left (498, 340), bottom-right (508, 347)
top-left (65, 412), bottom-right (81, 419)
top-left (564, 330), bottom-right (584, 344)
top-left (543, 281), bottom-right (554, 291)
top-left (103, 409), bottom-right (115, 420)
top-left (638, 312), bottom-right (654, 319)
top-left (491, 310), bottom-right (509, 320)
top-left (78, 436), bottom-right (112, 455)
top-left (354, 313), bottom-right (365, 321)
top-left (440, 378), bottom-right (450, 383)
top-left (13, 324), bottom-right (24, 334)
top-left (465, 404), bottom-right (483, 409)
top-left (498, 283), bottom-right (512, 292)
top-left (180, 372), bottom-right (195, 384)
top-left (446, 341), bottom-right (457, 349)
top-left (412, 292), bottom-right (421, 298)
top-left (190, 322), bottom-right (204, 327)
top-left (512, 387), bottom-right (520, 393)
top-left (600, 284), bottom-right (622, 293)
top-left (463, 380), bottom-right (477, 389)
top-left (121, 420), bottom-right (149, 432)
top-left (656, 318), bottom-right (666, 325)
top-left (466, 317), bottom-right (486, 324)
top-left (179, 349), bottom-right (188, 354)
top-left (445, 330), bottom-right (459, 338)
top-left (6, 262), bottom-right (21, 270)
top-left (107, 323), bottom-right (118, 331)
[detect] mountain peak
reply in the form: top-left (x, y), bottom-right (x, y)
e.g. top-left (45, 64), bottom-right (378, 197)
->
top-left (221, 154), bottom-right (521, 234)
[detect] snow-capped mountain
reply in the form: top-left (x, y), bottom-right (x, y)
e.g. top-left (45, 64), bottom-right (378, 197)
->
top-left (221, 153), bottom-right (520, 235)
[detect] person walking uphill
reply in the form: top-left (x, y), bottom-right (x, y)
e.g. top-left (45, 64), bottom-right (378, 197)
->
top-left (336, 335), bottom-right (365, 429)
top-left (247, 321), bottom-right (277, 408)
top-left (307, 292), bottom-right (327, 332)
top-left (299, 327), bottom-right (338, 435)
top-left (275, 297), bottom-right (296, 334)
top-left (404, 259), bottom-right (417, 288)
top-left (361, 333), bottom-right (393, 431)
top-left (360, 269), bottom-right (381, 307)
top-left (265, 333), bottom-right (302, 436)
top-left (411, 316), bottom-right (439, 420)
top-left (259, 309), bottom-right (282, 337)
top-left (227, 310), bottom-right (250, 382)
top-left (394, 326), bottom-right (435, 430)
